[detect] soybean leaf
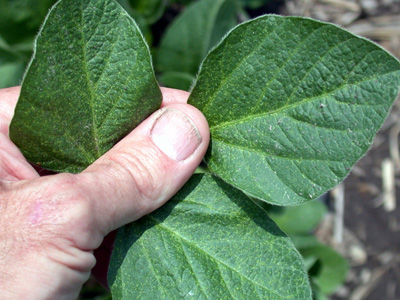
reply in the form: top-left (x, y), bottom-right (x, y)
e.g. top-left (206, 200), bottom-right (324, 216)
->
top-left (288, 235), bottom-right (348, 296)
top-left (158, 71), bottom-right (195, 91)
top-left (0, 33), bottom-right (35, 88)
top-left (156, 0), bottom-right (238, 77)
top-left (114, 4), bottom-right (153, 45)
top-left (109, 174), bottom-right (312, 300)
top-left (303, 256), bottom-right (319, 272)
top-left (0, 1), bottom-right (56, 88)
top-left (116, 0), bottom-right (158, 44)
top-left (289, 235), bottom-right (321, 250)
top-left (298, 239), bottom-right (349, 295)
top-left (119, 0), bottom-right (166, 25)
top-left (0, 60), bottom-right (25, 88)
top-left (0, 46), bottom-right (26, 88)
top-left (268, 199), bottom-right (327, 235)
top-left (10, 0), bottom-right (162, 173)
top-left (189, 15), bottom-right (400, 206)
top-left (313, 290), bottom-right (330, 300)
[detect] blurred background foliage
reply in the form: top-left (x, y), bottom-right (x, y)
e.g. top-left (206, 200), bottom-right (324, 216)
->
top-left (0, 0), bottom-right (348, 299)
top-left (0, 0), bottom-right (281, 90)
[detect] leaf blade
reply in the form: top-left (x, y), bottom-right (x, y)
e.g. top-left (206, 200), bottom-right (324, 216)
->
top-left (156, 0), bottom-right (238, 77)
top-left (9, 0), bottom-right (161, 173)
top-left (297, 239), bottom-right (349, 295)
top-left (188, 15), bottom-right (400, 205)
top-left (268, 199), bottom-right (327, 235)
top-left (109, 174), bottom-right (312, 299)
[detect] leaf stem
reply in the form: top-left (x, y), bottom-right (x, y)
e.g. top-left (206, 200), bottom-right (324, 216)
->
top-left (194, 164), bottom-right (211, 174)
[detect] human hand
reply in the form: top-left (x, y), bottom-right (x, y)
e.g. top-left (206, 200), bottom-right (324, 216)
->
top-left (0, 86), bottom-right (209, 299)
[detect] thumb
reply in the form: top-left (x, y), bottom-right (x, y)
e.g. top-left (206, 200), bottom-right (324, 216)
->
top-left (77, 102), bottom-right (209, 235)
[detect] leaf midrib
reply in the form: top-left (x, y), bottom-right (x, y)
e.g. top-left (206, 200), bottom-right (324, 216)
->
top-left (25, 100), bottom-right (95, 166)
top-left (209, 70), bottom-right (397, 132)
top-left (211, 138), bottom-right (350, 164)
top-left (80, 0), bottom-right (101, 158)
top-left (179, 240), bottom-right (210, 299)
top-left (138, 236), bottom-right (173, 299)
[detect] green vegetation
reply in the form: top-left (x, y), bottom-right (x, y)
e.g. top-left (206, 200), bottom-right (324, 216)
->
top-left (4, 0), bottom-right (400, 299)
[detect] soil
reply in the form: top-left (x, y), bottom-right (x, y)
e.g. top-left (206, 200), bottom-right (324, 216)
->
top-left (334, 116), bottom-right (400, 300)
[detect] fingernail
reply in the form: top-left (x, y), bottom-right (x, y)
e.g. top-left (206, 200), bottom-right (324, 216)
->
top-left (151, 108), bottom-right (202, 161)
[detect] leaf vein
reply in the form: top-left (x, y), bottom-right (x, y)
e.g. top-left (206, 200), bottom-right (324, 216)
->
top-left (212, 138), bottom-right (349, 164)
top-left (250, 24), bottom-right (331, 115)
top-left (198, 20), bottom-right (285, 114)
top-left (140, 231), bottom-right (172, 299)
top-left (149, 217), bottom-right (299, 298)
top-left (283, 36), bottom-right (355, 107)
top-left (179, 240), bottom-right (210, 299)
top-left (210, 69), bottom-right (399, 131)
top-left (80, 0), bottom-right (101, 157)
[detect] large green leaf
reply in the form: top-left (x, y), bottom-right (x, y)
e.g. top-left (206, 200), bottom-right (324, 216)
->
top-left (189, 15), bottom-right (400, 205)
top-left (156, 0), bottom-right (238, 77)
top-left (109, 174), bottom-right (312, 299)
top-left (9, 0), bottom-right (162, 173)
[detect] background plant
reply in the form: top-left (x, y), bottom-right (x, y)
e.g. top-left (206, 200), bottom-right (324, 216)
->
top-left (3, 0), bottom-right (400, 299)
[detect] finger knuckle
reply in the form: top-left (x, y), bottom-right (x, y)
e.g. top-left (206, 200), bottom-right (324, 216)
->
top-left (105, 142), bottom-right (167, 207)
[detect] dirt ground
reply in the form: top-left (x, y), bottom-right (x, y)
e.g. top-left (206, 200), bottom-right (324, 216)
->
top-left (280, 1), bottom-right (400, 299)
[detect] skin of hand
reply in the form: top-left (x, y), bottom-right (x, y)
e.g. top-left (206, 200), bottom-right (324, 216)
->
top-left (0, 86), bottom-right (209, 299)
